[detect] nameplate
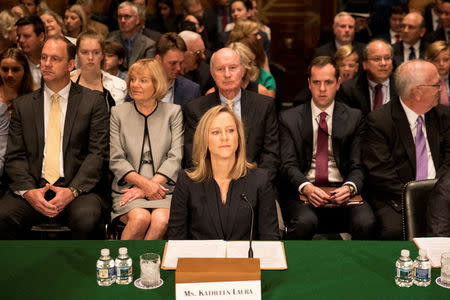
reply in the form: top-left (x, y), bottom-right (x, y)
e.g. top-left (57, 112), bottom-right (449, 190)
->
top-left (176, 280), bottom-right (261, 300)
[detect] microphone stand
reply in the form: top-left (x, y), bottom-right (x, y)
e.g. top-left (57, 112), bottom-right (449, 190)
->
top-left (241, 194), bottom-right (254, 258)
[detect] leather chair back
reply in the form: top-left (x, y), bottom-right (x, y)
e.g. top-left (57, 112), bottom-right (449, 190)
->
top-left (401, 179), bottom-right (438, 240)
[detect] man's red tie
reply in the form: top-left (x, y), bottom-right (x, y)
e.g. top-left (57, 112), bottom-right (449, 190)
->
top-left (315, 112), bottom-right (329, 186)
top-left (374, 83), bottom-right (383, 109)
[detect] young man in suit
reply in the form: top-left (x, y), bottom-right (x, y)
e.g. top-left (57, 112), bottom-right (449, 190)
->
top-left (392, 12), bottom-right (428, 68)
top-left (377, 4), bottom-right (408, 45)
top-left (183, 48), bottom-right (279, 182)
top-left (337, 39), bottom-right (396, 116)
top-left (0, 36), bottom-right (109, 239)
top-left (155, 32), bottom-right (201, 108)
top-left (107, 1), bottom-right (156, 71)
top-left (279, 56), bottom-right (375, 240)
top-left (363, 59), bottom-right (450, 240)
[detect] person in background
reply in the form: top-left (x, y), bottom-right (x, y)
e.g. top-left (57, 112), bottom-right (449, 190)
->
top-left (0, 10), bottom-right (18, 53)
top-left (134, 2), bottom-right (161, 43)
top-left (425, 40), bottom-right (450, 106)
top-left (110, 58), bottom-right (183, 240)
top-left (168, 105), bottom-right (279, 240)
top-left (15, 16), bottom-right (44, 88)
top-left (71, 30), bottom-right (126, 110)
top-left (0, 48), bottom-right (35, 117)
top-left (155, 32), bottom-right (200, 109)
top-left (147, 0), bottom-right (179, 33)
top-left (224, 0), bottom-right (252, 32)
top-left (76, 0), bottom-right (109, 38)
top-left (249, 0), bottom-right (270, 41)
top-left (334, 44), bottom-right (359, 83)
top-left (11, 4), bottom-right (30, 19)
top-left (39, 10), bottom-right (76, 45)
top-left (20, 0), bottom-right (39, 16)
top-left (64, 4), bottom-right (87, 39)
top-left (225, 19), bottom-right (270, 60)
top-left (425, 0), bottom-right (450, 44)
top-left (104, 41), bottom-right (127, 81)
top-left (376, 4), bottom-right (408, 45)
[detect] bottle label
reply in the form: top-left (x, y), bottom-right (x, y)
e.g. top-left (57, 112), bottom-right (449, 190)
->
top-left (396, 267), bottom-right (413, 280)
top-left (415, 268), bottom-right (430, 280)
top-left (97, 267), bottom-right (115, 279)
top-left (118, 267), bottom-right (132, 279)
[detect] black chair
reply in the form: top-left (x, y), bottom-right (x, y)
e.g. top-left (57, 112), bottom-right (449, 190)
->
top-left (401, 179), bottom-right (438, 241)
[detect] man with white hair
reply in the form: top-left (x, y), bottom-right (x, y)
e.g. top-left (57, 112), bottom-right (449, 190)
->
top-left (179, 30), bottom-right (214, 94)
top-left (362, 59), bottom-right (450, 240)
top-left (314, 12), bottom-right (365, 61)
top-left (183, 48), bottom-right (279, 181)
top-left (107, 1), bottom-right (156, 70)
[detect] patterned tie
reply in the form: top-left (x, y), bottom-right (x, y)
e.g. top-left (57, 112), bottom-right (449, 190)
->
top-left (415, 116), bottom-right (428, 180)
top-left (374, 83), bottom-right (383, 110)
top-left (44, 93), bottom-right (61, 184)
top-left (226, 99), bottom-right (233, 111)
top-left (409, 46), bottom-right (416, 61)
top-left (315, 112), bottom-right (329, 186)
top-left (440, 77), bottom-right (449, 106)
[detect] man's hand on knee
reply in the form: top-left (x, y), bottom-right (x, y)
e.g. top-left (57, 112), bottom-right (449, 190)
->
top-left (24, 186), bottom-right (58, 217)
top-left (47, 185), bottom-right (74, 213)
top-left (302, 184), bottom-right (331, 207)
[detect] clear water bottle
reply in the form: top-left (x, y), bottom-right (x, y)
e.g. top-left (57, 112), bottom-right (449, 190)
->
top-left (96, 248), bottom-right (115, 286)
top-left (395, 249), bottom-right (414, 287)
top-left (115, 247), bottom-right (133, 285)
top-left (414, 249), bottom-right (431, 287)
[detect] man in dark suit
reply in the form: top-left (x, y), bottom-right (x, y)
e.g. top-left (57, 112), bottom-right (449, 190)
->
top-left (0, 36), bottom-right (109, 239)
top-left (314, 12), bottom-right (365, 63)
top-left (427, 169), bottom-right (450, 236)
top-left (377, 4), bottom-right (408, 45)
top-left (183, 48), bottom-right (279, 181)
top-left (337, 39), bottom-right (396, 116)
top-left (424, 0), bottom-right (440, 34)
top-left (392, 12), bottom-right (428, 68)
top-left (107, 1), bottom-right (156, 71)
top-left (179, 30), bottom-right (215, 95)
top-left (425, 0), bottom-right (450, 44)
top-left (363, 59), bottom-right (450, 240)
top-left (155, 32), bottom-right (200, 108)
top-left (279, 56), bottom-right (375, 240)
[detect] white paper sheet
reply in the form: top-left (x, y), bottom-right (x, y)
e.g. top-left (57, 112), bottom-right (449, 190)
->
top-left (413, 237), bottom-right (450, 268)
top-left (226, 241), bottom-right (287, 269)
top-left (163, 240), bottom-right (227, 269)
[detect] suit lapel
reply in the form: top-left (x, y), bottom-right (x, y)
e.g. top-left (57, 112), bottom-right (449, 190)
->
top-left (32, 90), bottom-right (45, 157)
top-left (226, 178), bottom-right (246, 239)
top-left (331, 103), bottom-right (345, 167)
top-left (129, 35), bottom-right (142, 66)
top-left (203, 180), bottom-right (225, 239)
top-left (173, 77), bottom-right (180, 105)
top-left (425, 109), bottom-right (440, 170)
top-left (63, 83), bottom-right (81, 154)
top-left (392, 98), bottom-right (416, 170)
top-left (239, 89), bottom-right (252, 143)
top-left (302, 104), bottom-right (314, 164)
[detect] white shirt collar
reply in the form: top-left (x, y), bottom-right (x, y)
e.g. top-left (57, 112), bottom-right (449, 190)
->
top-left (310, 99), bottom-right (335, 119)
top-left (367, 77), bottom-right (390, 89)
top-left (399, 97), bottom-right (423, 127)
top-left (44, 81), bottom-right (71, 100)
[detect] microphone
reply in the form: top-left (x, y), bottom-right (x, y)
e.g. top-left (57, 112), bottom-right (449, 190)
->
top-left (241, 193), bottom-right (254, 258)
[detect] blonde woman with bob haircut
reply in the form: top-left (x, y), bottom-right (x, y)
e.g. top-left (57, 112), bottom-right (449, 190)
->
top-left (110, 58), bottom-right (184, 240)
top-left (168, 105), bottom-right (280, 240)
top-left (425, 40), bottom-right (450, 106)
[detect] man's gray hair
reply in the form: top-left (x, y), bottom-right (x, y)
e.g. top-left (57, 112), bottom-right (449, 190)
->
top-left (333, 11), bottom-right (354, 26)
top-left (118, 1), bottom-right (138, 16)
top-left (394, 59), bottom-right (427, 99)
top-left (178, 30), bottom-right (202, 43)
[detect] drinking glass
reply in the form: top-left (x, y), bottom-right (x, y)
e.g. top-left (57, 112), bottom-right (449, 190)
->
top-left (441, 252), bottom-right (450, 285)
top-left (140, 253), bottom-right (160, 287)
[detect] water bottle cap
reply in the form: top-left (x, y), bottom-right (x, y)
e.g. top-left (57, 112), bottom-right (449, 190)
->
top-left (119, 247), bottom-right (127, 255)
top-left (401, 249), bottom-right (409, 257)
top-left (101, 248), bottom-right (110, 256)
top-left (419, 249), bottom-right (427, 257)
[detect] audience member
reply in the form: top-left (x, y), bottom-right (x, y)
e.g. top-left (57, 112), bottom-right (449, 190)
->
top-left (249, 0), bottom-right (270, 41)
top-left (39, 10), bottom-right (76, 45)
top-left (147, 0), bottom-right (179, 33)
top-left (155, 32), bottom-right (200, 108)
top-left (178, 30), bottom-right (214, 94)
top-left (134, 3), bottom-right (161, 43)
top-left (425, 0), bottom-right (450, 43)
top-left (15, 16), bottom-right (45, 88)
top-left (334, 44), bottom-right (359, 82)
top-left (71, 30), bottom-right (126, 110)
top-left (20, 0), bottom-right (39, 16)
top-left (207, 41), bottom-right (273, 98)
top-left (11, 4), bottom-right (30, 19)
top-left (425, 40), bottom-right (450, 105)
top-left (107, 1), bottom-right (156, 71)
top-left (64, 4), bottom-right (87, 39)
top-left (363, 59), bottom-right (450, 240)
top-left (337, 39), bottom-right (396, 116)
top-left (224, 0), bottom-right (252, 32)
top-left (279, 56), bottom-right (375, 240)
top-left (183, 48), bottom-right (279, 182)
top-left (0, 36), bottom-right (109, 239)
top-left (104, 41), bottom-right (127, 81)
top-left (0, 48), bottom-right (35, 117)
top-left (76, 0), bottom-right (109, 38)
top-left (110, 58), bottom-right (183, 240)
top-left (377, 4), bottom-right (409, 45)
top-left (427, 169), bottom-right (450, 236)
top-left (425, 0), bottom-right (441, 34)
top-left (168, 105), bottom-right (279, 240)
top-left (393, 12), bottom-right (428, 68)
top-left (210, 0), bottom-right (231, 33)
top-left (314, 12), bottom-right (365, 64)
top-left (0, 10), bottom-right (18, 53)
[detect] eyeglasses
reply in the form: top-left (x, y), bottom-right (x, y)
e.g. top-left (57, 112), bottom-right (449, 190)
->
top-left (188, 49), bottom-right (205, 58)
top-left (367, 56), bottom-right (392, 63)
